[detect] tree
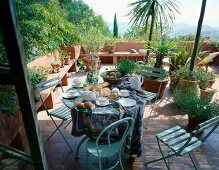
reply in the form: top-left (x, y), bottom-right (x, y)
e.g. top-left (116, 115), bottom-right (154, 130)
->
top-left (113, 13), bottom-right (118, 37)
top-left (127, 0), bottom-right (180, 60)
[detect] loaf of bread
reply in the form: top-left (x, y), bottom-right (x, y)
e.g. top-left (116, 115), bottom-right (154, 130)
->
top-left (84, 101), bottom-right (93, 110)
top-left (102, 87), bottom-right (111, 97)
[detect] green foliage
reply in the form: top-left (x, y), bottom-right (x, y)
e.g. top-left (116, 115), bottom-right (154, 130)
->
top-left (116, 59), bottom-right (137, 76)
top-left (82, 28), bottom-right (105, 58)
top-left (208, 41), bottom-right (218, 46)
top-left (113, 13), bottom-right (118, 38)
top-left (16, 1), bottom-right (81, 62)
top-left (50, 60), bottom-right (61, 65)
top-left (86, 67), bottom-right (99, 85)
top-left (127, 0), bottom-right (180, 41)
top-left (123, 25), bottom-right (171, 41)
top-left (195, 67), bottom-right (216, 89)
top-left (174, 87), bottom-right (219, 120)
top-left (173, 66), bottom-right (197, 81)
top-left (0, 87), bottom-right (18, 116)
top-left (145, 38), bottom-right (177, 68)
top-left (28, 67), bottom-right (48, 86)
top-left (0, 28), bottom-right (8, 65)
top-left (169, 41), bottom-right (193, 71)
top-left (105, 37), bottom-right (117, 48)
top-left (58, 49), bottom-right (70, 60)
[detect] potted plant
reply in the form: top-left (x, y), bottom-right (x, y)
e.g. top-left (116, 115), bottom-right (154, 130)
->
top-left (86, 67), bottom-right (99, 85)
top-left (81, 28), bottom-right (104, 71)
top-left (173, 87), bottom-right (219, 131)
top-left (173, 66), bottom-right (199, 90)
top-left (206, 41), bottom-right (218, 52)
top-left (100, 58), bottom-right (136, 84)
top-left (105, 37), bottom-right (116, 53)
top-left (142, 38), bottom-right (177, 96)
top-left (50, 60), bottom-right (61, 73)
top-left (28, 67), bottom-right (48, 101)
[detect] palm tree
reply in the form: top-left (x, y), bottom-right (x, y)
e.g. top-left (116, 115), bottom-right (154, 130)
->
top-left (128, 0), bottom-right (180, 59)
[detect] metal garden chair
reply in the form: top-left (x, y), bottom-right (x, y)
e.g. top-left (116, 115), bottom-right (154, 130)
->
top-left (85, 117), bottom-right (134, 170)
top-left (35, 77), bottom-right (73, 152)
top-left (140, 66), bottom-right (166, 123)
top-left (145, 115), bottom-right (219, 169)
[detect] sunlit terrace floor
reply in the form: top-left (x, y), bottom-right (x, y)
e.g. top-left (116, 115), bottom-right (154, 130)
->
top-left (38, 64), bottom-right (219, 170)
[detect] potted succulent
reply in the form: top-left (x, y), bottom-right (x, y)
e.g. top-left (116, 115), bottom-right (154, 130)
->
top-left (142, 38), bottom-right (177, 96)
top-left (28, 67), bottom-right (48, 101)
top-left (50, 60), bottom-right (61, 73)
top-left (174, 87), bottom-right (219, 131)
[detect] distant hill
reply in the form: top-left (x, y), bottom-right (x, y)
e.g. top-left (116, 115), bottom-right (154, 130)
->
top-left (170, 23), bottom-right (219, 40)
top-left (108, 22), bottom-right (219, 40)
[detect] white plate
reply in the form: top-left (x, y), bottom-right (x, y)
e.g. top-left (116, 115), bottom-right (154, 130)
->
top-left (118, 90), bottom-right (130, 97)
top-left (118, 98), bottom-right (136, 107)
top-left (96, 100), bottom-right (110, 107)
top-left (62, 91), bottom-right (79, 99)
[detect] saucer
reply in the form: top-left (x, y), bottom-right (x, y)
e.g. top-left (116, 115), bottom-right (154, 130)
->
top-left (96, 100), bottom-right (110, 107)
top-left (72, 83), bottom-right (83, 88)
top-left (118, 98), bottom-right (136, 107)
top-left (62, 91), bottom-right (80, 99)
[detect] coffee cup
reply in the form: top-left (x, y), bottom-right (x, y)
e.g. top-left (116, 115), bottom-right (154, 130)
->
top-left (98, 97), bottom-right (109, 105)
top-left (72, 78), bottom-right (81, 86)
top-left (119, 90), bottom-right (129, 97)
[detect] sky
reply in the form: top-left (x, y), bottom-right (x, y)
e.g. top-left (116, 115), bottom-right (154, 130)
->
top-left (83, 0), bottom-right (219, 27)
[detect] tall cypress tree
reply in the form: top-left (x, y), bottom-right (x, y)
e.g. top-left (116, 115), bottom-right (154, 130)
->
top-left (113, 13), bottom-right (118, 37)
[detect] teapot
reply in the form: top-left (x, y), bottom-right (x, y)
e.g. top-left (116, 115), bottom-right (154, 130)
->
top-left (80, 90), bottom-right (96, 101)
top-left (129, 74), bottom-right (144, 91)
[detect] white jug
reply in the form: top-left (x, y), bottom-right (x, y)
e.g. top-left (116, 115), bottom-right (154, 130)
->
top-left (129, 74), bottom-right (144, 91)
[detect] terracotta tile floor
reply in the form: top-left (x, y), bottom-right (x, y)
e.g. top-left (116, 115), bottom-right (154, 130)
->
top-left (38, 64), bottom-right (219, 170)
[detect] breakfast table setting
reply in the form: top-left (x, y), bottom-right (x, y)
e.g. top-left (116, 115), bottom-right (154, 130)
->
top-left (62, 74), bottom-right (149, 156)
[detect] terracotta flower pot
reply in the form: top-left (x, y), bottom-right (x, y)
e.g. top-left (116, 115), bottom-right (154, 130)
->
top-left (143, 77), bottom-right (169, 98)
top-left (108, 47), bottom-right (115, 54)
top-left (169, 75), bottom-right (179, 90)
top-left (64, 56), bottom-right (70, 65)
top-left (188, 115), bottom-right (205, 132)
top-left (179, 79), bottom-right (199, 90)
top-left (200, 88), bottom-right (215, 102)
top-left (82, 57), bottom-right (100, 71)
top-left (51, 64), bottom-right (60, 73)
top-left (60, 60), bottom-right (65, 68)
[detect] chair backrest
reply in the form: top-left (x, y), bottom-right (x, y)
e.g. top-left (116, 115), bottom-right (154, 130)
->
top-left (95, 117), bottom-right (134, 157)
top-left (35, 77), bottom-right (63, 93)
top-left (140, 66), bottom-right (165, 80)
top-left (178, 116), bottom-right (219, 154)
top-left (35, 77), bottom-right (63, 114)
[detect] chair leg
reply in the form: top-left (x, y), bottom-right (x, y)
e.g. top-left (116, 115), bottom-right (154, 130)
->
top-left (48, 119), bottom-right (65, 140)
top-left (119, 152), bottom-right (124, 170)
top-left (64, 119), bottom-right (72, 129)
top-left (157, 139), bottom-right (170, 170)
top-left (49, 117), bottom-right (73, 152)
top-left (75, 136), bottom-right (88, 160)
top-left (188, 152), bottom-right (198, 170)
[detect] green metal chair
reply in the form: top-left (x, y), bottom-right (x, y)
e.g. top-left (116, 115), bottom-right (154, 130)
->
top-left (85, 117), bottom-right (134, 170)
top-left (140, 66), bottom-right (166, 123)
top-left (145, 116), bottom-right (219, 169)
top-left (35, 77), bottom-right (73, 152)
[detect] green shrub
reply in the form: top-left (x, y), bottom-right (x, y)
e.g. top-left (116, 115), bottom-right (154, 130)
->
top-left (28, 67), bottom-right (48, 86)
top-left (208, 41), bottom-right (218, 47)
top-left (0, 87), bottom-right (18, 116)
top-left (116, 58), bottom-right (137, 76)
top-left (173, 87), bottom-right (219, 120)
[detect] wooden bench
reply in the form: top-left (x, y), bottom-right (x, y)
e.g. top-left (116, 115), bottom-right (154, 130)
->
top-left (81, 52), bottom-right (145, 65)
